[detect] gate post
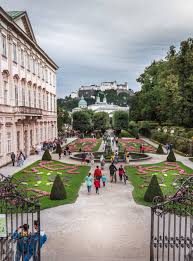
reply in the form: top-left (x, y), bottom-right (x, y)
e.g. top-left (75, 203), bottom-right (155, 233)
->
top-left (150, 207), bottom-right (154, 261)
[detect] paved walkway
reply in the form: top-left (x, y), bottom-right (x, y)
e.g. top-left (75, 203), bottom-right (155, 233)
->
top-left (41, 162), bottom-right (150, 261)
top-left (0, 137), bottom-right (77, 177)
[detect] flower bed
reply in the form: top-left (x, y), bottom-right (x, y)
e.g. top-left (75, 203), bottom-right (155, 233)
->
top-left (13, 160), bottom-right (89, 209)
top-left (119, 138), bottom-right (156, 153)
top-left (126, 161), bottom-right (193, 206)
top-left (68, 138), bottom-right (101, 152)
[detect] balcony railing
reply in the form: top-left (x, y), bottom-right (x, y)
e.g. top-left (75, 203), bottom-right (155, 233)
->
top-left (15, 106), bottom-right (43, 115)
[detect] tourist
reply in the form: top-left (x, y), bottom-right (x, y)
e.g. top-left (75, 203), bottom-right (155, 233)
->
top-left (111, 153), bottom-right (115, 163)
top-left (85, 172), bottom-right (93, 194)
top-left (115, 150), bottom-right (119, 163)
top-left (109, 162), bottom-right (117, 183)
top-left (81, 151), bottom-right (87, 164)
top-left (102, 173), bottom-right (107, 187)
top-left (94, 178), bottom-right (100, 194)
top-left (118, 165), bottom-right (125, 181)
top-left (29, 220), bottom-right (47, 260)
top-left (126, 152), bottom-right (130, 164)
top-left (90, 152), bottom-right (95, 165)
top-left (94, 166), bottom-right (102, 186)
top-left (12, 224), bottom-right (31, 261)
top-left (11, 152), bottom-right (16, 166)
top-left (58, 150), bottom-right (62, 160)
top-left (100, 154), bottom-right (104, 169)
top-left (139, 144), bottom-right (142, 153)
top-left (141, 144), bottom-right (145, 153)
top-left (165, 143), bottom-right (170, 154)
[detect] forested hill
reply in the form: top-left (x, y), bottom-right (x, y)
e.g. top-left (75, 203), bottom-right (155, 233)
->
top-left (130, 38), bottom-right (193, 128)
top-left (58, 89), bottom-right (133, 111)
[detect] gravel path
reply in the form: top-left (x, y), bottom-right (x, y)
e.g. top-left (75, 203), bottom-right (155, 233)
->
top-left (41, 162), bottom-right (150, 261)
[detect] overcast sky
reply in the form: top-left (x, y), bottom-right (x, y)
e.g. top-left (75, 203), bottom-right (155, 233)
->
top-left (2, 0), bottom-right (193, 97)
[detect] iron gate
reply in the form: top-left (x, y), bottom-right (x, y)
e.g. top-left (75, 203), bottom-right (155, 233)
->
top-left (0, 174), bottom-right (41, 261)
top-left (150, 177), bottom-right (193, 261)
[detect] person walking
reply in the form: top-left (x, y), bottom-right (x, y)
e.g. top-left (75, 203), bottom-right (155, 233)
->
top-left (102, 173), bottom-right (107, 187)
top-left (118, 165), bottom-right (125, 182)
top-left (109, 162), bottom-right (117, 183)
top-left (94, 166), bottom-right (102, 187)
top-left (11, 152), bottom-right (16, 166)
top-left (94, 178), bottom-right (100, 194)
top-left (85, 172), bottom-right (93, 194)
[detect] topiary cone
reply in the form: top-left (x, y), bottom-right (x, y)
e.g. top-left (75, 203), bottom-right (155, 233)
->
top-left (156, 144), bottom-right (164, 154)
top-left (42, 149), bottom-right (52, 161)
top-left (50, 175), bottom-right (67, 200)
top-left (144, 175), bottom-right (164, 202)
top-left (167, 149), bottom-right (176, 162)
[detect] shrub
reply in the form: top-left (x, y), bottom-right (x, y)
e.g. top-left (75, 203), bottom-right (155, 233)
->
top-left (151, 131), bottom-right (169, 144)
top-left (156, 144), bottom-right (164, 154)
top-left (42, 149), bottom-right (52, 161)
top-left (144, 175), bottom-right (164, 202)
top-left (167, 149), bottom-right (176, 162)
top-left (50, 175), bottom-right (67, 200)
top-left (56, 143), bottom-right (62, 154)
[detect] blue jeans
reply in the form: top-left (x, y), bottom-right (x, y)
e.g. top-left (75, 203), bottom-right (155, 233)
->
top-left (87, 186), bottom-right (91, 193)
top-left (15, 251), bottom-right (31, 261)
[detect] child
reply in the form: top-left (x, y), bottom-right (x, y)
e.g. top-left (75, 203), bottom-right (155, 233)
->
top-left (94, 178), bottom-right (100, 194)
top-left (85, 172), bottom-right (93, 194)
top-left (102, 174), bottom-right (107, 187)
top-left (119, 165), bottom-right (125, 181)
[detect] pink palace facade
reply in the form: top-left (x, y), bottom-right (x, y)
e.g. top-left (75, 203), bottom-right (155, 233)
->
top-left (0, 7), bottom-right (58, 166)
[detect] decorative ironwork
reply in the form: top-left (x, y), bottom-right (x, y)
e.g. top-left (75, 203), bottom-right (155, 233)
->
top-left (0, 174), bottom-right (41, 261)
top-left (150, 176), bottom-right (193, 261)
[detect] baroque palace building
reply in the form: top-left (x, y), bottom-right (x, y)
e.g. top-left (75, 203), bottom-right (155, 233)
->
top-left (0, 7), bottom-right (58, 166)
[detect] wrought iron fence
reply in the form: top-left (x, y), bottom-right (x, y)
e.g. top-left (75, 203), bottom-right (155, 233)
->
top-left (150, 177), bottom-right (193, 261)
top-left (0, 174), bottom-right (41, 261)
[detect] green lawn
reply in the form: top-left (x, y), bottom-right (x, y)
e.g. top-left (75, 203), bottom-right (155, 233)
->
top-left (13, 160), bottom-right (90, 210)
top-left (125, 161), bottom-right (193, 207)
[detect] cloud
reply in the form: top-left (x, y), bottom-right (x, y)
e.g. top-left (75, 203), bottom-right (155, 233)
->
top-left (2, 0), bottom-right (193, 96)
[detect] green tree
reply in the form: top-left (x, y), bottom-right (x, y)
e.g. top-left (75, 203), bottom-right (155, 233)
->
top-left (144, 175), bottom-right (164, 202)
top-left (72, 111), bottom-right (92, 133)
top-left (112, 111), bottom-right (129, 134)
top-left (42, 149), bottom-right (52, 161)
top-left (50, 175), bottom-right (67, 200)
top-left (93, 112), bottom-right (110, 133)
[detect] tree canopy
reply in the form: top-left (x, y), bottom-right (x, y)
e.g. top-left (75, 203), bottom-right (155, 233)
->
top-left (130, 38), bottom-right (193, 128)
top-left (93, 112), bottom-right (110, 132)
top-left (72, 111), bottom-right (92, 133)
top-left (112, 111), bottom-right (129, 132)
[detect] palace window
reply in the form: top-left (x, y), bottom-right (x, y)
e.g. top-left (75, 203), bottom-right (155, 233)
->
top-left (28, 90), bottom-right (31, 107)
top-left (47, 94), bottom-right (49, 111)
top-left (30, 130), bottom-right (33, 147)
top-left (34, 91), bottom-right (36, 108)
top-left (4, 81), bottom-right (8, 105)
top-left (22, 87), bottom-right (25, 106)
top-left (43, 93), bottom-right (45, 110)
top-left (50, 72), bottom-right (52, 85)
top-left (27, 54), bottom-right (30, 70)
top-left (33, 59), bottom-right (36, 74)
top-left (17, 131), bottom-right (20, 151)
top-left (45, 69), bottom-right (48, 82)
top-left (7, 132), bottom-right (11, 153)
top-left (21, 49), bottom-right (24, 67)
top-left (40, 128), bottom-right (43, 141)
top-left (39, 92), bottom-right (41, 108)
top-left (2, 35), bottom-right (7, 57)
top-left (13, 43), bottom-right (17, 62)
top-left (15, 85), bottom-right (19, 106)
top-left (50, 94), bottom-right (52, 111)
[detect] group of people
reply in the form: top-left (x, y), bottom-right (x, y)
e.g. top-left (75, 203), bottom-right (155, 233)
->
top-left (11, 151), bottom-right (26, 167)
top-left (12, 220), bottom-right (47, 261)
top-left (85, 163), bottom-right (127, 195)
